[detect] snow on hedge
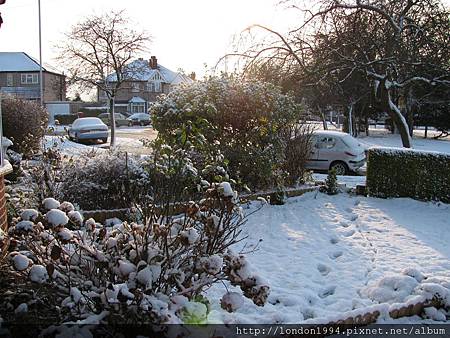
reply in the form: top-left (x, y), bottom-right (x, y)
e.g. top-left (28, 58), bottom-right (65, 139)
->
top-left (366, 147), bottom-right (450, 203)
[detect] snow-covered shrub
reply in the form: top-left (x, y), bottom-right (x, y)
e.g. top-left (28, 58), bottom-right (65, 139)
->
top-left (55, 151), bottom-right (151, 210)
top-left (1, 98), bottom-right (48, 157)
top-left (367, 148), bottom-right (450, 203)
top-left (320, 168), bottom-right (339, 195)
top-left (2, 188), bottom-right (268, 326)
top-left (151, 75), bottom-right (311, 191)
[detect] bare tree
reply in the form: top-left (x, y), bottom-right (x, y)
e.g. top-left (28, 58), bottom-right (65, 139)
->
top-left (223, 0), bottom-right (450, 148)
top-left (57, 10), bottom-right (151, 147)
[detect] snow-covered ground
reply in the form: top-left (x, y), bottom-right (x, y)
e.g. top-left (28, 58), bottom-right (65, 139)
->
top-left (207, 192), bottom-right (450, 324)
top-left (357, 132), bottom-right (450, 155)
top-left (44, 135), bottom-right (148, 156)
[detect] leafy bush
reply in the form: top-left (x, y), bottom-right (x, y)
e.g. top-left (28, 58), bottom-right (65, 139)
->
top-left (1, 98), bottom-right (48, 156)
top-left (2, 185), bottom-right (268, 329)
top-left (55, 151), bottom-right (151, 211)
top-left (366, 148), bottom-right (450, 203)
top-left (151, 75), bottom-right (311, 191)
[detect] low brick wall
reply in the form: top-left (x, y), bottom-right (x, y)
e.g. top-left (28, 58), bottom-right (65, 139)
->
top-left (80, 186), bottom-right (319, 221)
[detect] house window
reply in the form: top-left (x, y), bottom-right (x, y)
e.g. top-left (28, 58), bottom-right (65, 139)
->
top-left (21, 73), bottom-right (39, 84)
top-left (147, 82), bottom-right (161, 93)
top-left (6, 74), bottom-right (13, 86)
top-left (131, 103), bottom-right (145, 113)
top-left (131, 82), bottom-right (140, 92)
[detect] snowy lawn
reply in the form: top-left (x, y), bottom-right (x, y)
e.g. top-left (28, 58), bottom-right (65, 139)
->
top-left (44, 135), bottom-right (149, 156)
top-left (207, 192), bottom-right (450, 324)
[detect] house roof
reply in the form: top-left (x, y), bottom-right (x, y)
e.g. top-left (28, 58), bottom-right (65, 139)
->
top-left (106, 58), bottom-right (193, 84)
top-left (129, 96), bottom-right (146, 103)
top-left (0, 52), bottom-right (64, 75)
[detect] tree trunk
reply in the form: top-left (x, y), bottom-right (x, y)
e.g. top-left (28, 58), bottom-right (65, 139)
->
top-left (317, 105), bottom-right (328, 130)
top-left (380, 80), bottom-right (412, 148)
top-left (406, 87), bottom-right (414, 137)
top-left (424, 125), bottom-right (428, 139)
top-left (109, 96), bottom-right (116, 148)
top-left (348, 103), bottom-right (353, 136)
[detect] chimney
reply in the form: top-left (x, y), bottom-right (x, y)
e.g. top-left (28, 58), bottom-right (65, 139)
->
top-left (149, 56), bottom-right (157, 69)
top-left (190, 72), bottom-right (196, 80)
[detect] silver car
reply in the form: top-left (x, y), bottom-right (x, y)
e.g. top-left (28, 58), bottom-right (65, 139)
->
top-left (306, 130), bottom-right (366, 175)
top-left (127, 113), bottom-right (151, 126)
top-left (68, 117), bottom-right (109, 144)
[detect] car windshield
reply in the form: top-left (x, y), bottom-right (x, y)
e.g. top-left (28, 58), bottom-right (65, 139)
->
top-left (341, 135), bottom-right (362, 149)
top-left (73, 118), bottom-right (103, 127)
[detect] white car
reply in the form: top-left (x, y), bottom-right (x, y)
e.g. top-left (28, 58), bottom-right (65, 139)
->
top-left (68, 117), bottom-right (109, 144)
top-left (305, 130), bottom-right (366, 175)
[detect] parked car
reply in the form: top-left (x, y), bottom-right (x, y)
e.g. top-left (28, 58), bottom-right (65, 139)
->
top-left (98, 113), bottom-right (129, 127)
top-left (305, 130), bottom-right (366, 175)
top-left (127, 113), bottom-right (151, 126)
top-left (68, 117), bottom-right (108, 144)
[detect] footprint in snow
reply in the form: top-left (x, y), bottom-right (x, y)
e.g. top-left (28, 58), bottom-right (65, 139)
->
top-left (349, 214), bottom-right (359, 221)
top-left (319, 285), bottom-right (336, 299)
top-left (340, 221), bottom-right (350, 228)
top-left (329, 250), bottom-right (343, 259)
top-left (317, 263), bottom-right (331, 276)
top-left (330, 237), bottom-right (339, 244)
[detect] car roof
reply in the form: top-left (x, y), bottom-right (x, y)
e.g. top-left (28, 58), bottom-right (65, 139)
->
top-left (73, 117), bottom-right (104, 125)
top-left (312, 130), bottom-right (349, 138)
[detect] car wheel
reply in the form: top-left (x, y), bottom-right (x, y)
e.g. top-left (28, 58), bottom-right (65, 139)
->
top-left (128, 122), bottom-right (132, 127)
top-left (101, 138), bottom-right (108, 144)
top-left (140, 121), bottom-right (145, 126)
top-left (330, 161), bottom-right (348, 175)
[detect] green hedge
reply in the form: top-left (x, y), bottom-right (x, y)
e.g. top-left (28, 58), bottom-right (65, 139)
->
top-left (366, 147), bottom-right (450, 203)
top-left (55, 111), bottom-right (103, 125)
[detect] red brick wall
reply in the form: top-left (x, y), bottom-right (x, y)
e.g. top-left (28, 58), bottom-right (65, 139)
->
top-left (0, 176), bottom-right (7, 231)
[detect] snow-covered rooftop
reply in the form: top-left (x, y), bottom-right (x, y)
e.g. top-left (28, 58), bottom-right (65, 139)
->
top-left (106, 58), bottom-right (193, 84)
top-left (0, 52), bottom-right (63, 75)
top-left (129, 96), bottom-right (146, 103)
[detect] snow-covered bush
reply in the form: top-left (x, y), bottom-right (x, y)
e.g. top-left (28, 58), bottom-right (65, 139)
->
top-left (1, 98), bottom-right (48, 157)
top-left (55, 151), bottom-right (151, 211)
top-left (2, 188), bottom-right (268, 327)
top-left (151, 75), bottom-right (311, 191)
top-left (320, 168), bottom-right (339, 195)
top-left (367, 148), bottom-right (450, 203)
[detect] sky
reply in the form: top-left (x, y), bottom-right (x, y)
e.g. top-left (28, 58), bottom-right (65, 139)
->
top-left (0, 0), bottom-right (296, 79)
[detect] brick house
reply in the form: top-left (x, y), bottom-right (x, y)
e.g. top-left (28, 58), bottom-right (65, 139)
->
top-left (98, 56), bottom-right (193, 114)
top-left (0, 52), bottom-right (66, 102)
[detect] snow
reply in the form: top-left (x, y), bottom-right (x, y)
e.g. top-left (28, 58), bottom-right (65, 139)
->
top-left (29, 265), bottom-right (49, 284)
top-left (20, 209), bottom-right (39, 222)
top-left (42, 198), bottom-right (60, 210)
top-left (206, 192), bottom-right (450, 324)
top-left (221, 292), bottom-right (244, 312)
top-left (180, 228), bottom-right (199, 244)
top-left (46, 209), bottom-right (69, 227)
top-left (357, 131), bottom-right (450, 155)
top-left (220, 182), bottom-right (235, 197)
top-left (67, 210), bottom-right (83, 225)
top-left (57, 228), bottom-right (73, 241)
top-left (0, 52), bottom-right (61, 73)
top-left (12, 253), bottom-right (30, 271)
top-left (14, 303), bottom-right (28, 315)
top-left (15, 220), bottom-right (34, 232)
top-left (136, 265), bottom-right (161, 289)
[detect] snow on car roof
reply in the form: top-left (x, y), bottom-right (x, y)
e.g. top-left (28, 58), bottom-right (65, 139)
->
top-left (313, 130), bottom-right (350, 138)
top-left (72, 117), bottom-right (104, 126)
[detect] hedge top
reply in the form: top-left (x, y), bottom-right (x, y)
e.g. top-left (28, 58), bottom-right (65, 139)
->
top-left (369, 146), bottom-right (450, 159)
